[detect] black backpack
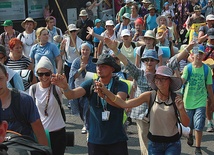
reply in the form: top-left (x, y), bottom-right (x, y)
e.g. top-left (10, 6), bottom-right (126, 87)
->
top-left (3, 131), bottom-right (52, 155)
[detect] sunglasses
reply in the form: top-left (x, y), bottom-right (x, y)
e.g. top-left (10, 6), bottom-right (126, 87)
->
top-left (154, 77), bottom-right (169, 82)
top-left (143, 58), bottom-right (156, 62)
top-left (37, 72), bottom-right (51, 77)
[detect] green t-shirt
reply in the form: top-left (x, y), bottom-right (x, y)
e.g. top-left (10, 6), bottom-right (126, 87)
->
top-left (182, 64), bottom-right (213, 109)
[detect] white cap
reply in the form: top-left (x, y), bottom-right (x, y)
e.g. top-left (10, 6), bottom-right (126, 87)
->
top-left (121, 29), bottom-right (131, 37)
top-left (125, 0), bottom-right (134, 3)
top-left (105, 20), bottom-right (114, 26)
top-left (206, 14), bottom-right (214, 21)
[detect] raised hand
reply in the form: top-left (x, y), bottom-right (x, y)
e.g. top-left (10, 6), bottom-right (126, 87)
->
top-left (51, 73), bottom-right (68, 89)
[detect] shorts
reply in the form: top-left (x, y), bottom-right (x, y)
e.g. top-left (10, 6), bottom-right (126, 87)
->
top-left (186, 107), bottom-right (206, 131)
top-left (94, 42), bottom-right (99, 47)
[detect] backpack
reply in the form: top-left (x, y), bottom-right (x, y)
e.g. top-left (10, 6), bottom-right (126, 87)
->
top-left (181, 63), bottom-right (209, 95)
top-left (139, 45), bottom-right (159, 59)
top-left (145, 90), bottom-right (183, 137)
top-left (3, 131), bottom-right (52, 155)
top-left (118, 42), bottom-right (136, 50)
top-left (1, 31), bottom-right (20, 46)
top-left (31, 84), bottom-right (66, 122)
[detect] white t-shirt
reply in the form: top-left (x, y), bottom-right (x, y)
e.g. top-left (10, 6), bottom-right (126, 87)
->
top-left (30, 83), bottom-right (65, 132)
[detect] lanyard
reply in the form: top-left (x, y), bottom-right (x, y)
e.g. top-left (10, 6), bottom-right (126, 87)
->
top-left (100, 78), bottom-right (113, 111)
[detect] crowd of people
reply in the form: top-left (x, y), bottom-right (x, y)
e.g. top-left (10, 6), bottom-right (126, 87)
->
top-left (0, 0), bottom-right (214, 155)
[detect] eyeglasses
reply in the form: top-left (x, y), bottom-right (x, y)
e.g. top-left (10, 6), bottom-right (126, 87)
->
top-left (37, 72), bottom-right (51, 77)
top-left (143, 58), bottom-right (156, 62)
top-left (154, 77), bottom-right (169, 82)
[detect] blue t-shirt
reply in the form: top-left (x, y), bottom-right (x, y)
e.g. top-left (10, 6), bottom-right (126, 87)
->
top-left (29, 42), bottom-right (60, 74)
top-left (1, 91), bottom-right (40, 138)
top-left (93, 26), bottom-right (105, 43)
top-left (81, 78), bottom-right (128, 144)
top-left (146, 14), bottom-right (158, 30)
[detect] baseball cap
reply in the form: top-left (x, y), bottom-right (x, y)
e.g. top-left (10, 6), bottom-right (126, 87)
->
top-left (207, 28), bottom-right (214, 39)
top-left (0, 45), bottom-right (6, 56)
top-left (95, 19), bottom-right (101, 25)
top-left (1, 20), bottom-right (13, 27)
top-left (121, 29), bottom-right (131, 37)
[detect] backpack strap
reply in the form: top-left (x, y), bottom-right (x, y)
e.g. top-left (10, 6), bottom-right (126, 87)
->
top-left (9, 77), bottom-right (15, 88)
top-left (118, 42), bottom-right (123, 49)
top-left (145, 90), bottom-right (157, 119)
top-left (140, 45), bottom-right (146, 58)
top-left (131, 42), bottom-right (136, 49)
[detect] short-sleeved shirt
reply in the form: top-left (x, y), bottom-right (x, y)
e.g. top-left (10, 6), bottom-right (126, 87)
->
top-left (182, 64), bottom-right (213, 109)
top-left (1, 91), bottom-right (40, 138)
top-left (93, 26), bottom-right (105, 43)
top-left (81, 78), bottom-right (128, 144)
top-left (30, 42), bottom-right (60, 74)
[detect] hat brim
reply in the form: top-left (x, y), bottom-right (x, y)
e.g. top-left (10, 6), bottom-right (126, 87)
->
top-left (146, 73), bottom-right (182, 91)
top-left (93, 59), bottom-right (121, 73)
top-left (208, 35), bottom-right (214, 39)
top-left (141, 56), bottom-right (159, 62)
top-left (79, 14), bottom-right (88, 17)
top-left (156, 16), bottom-right (169, 26)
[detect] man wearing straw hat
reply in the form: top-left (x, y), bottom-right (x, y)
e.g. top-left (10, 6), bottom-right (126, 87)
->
top-left (18, 17), bottom-right (37, 58)
top-left (76, 9), bottom-right (94, 44)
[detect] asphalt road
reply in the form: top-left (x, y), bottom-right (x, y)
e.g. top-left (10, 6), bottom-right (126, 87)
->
top-left (62, 100), bottom-right (214, 155)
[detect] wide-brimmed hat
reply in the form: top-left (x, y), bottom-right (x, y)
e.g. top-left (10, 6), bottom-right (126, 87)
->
top-left (143, 30), bottom-right (156, 39)
top-left (21, 17), bottom-right (37, 29)
top-left (1, 20), bottom-right (13, 27)
top-left (206, 14), bottom-right (214, 21)
top-left (93, 53), bottom-right (121, 73)
top-left (157, 25), bottom-right (167, 33)
top-left (68, 24), bottom-right (79, 31)
top-left (156, 15), bottom-right (169, 26)
top-left (141, 49), bottom-right (159, 62)
top-left (148, 4), bottom-right (156, 11)
top-left (79, 10), bottom-right (88, 17)
top-left (146, 66), bottom-right (183, 91)
top-left (142, 0), bottom-right (151, 3)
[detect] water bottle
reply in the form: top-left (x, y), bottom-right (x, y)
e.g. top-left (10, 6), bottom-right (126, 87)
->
top-left (192, 32), bottom-right (199, 54)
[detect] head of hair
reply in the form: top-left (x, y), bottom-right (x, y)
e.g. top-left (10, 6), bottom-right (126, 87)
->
top-left (9, 38), bottom-right (23, 50)
top-left (0, 63), bottom-right (7, 76)
top-left (36, 27), bottom-right (48, 42)
top-left (132, 3), bottom-right (139, 12)
top-left (45, 16), bottom-right (55, 23)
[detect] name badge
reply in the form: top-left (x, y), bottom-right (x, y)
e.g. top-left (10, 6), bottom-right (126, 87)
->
top-left (102, 111), bottom-right (110, 121)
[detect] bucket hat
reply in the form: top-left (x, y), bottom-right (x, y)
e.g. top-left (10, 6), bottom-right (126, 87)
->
top-left (94, 19), bottom-right (101, 25)
top-left (121, 29), bottom-right (131, 37)
top-left (142, 0), bottom-right (151, 3)
top-left (68, 24), bottom-right (79, 31)
top-left (143, 30), bottom-right (156, 39)
top-left (21, 17), bottom-right (37, 29)
top-left (141, 49), bottom-right (159, 62)
top-left (1, 20), bottom-right (13, 27)
top-left (122, 13), bottom-right (131, 19)
top-left (93, 53), bottom-right (121, 73)
top-left (207, 28), bottom-right (214, 39)
top-left (206, 14), bottom-right (214, 21)
top-left (125, 0), bottom-right (134, 3)
top-left (156, 15), bottom-right (169, 26)
top-left (148, 4), bottom-right (156, 11)
top-left (79, 10), bottom-right (88, 17)
top-left (146, 66), bottom-right (183, 91)
top-left (105, 20), bottom-right (114, 26)
top-left (157, 25), bottom-right (167, 33)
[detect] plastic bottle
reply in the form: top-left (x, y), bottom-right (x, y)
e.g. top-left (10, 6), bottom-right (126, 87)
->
top-left (192, 32), bottom-right (199, 54)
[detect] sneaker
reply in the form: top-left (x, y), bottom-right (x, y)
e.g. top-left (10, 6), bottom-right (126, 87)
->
top-left (81, 126), bottom-right (87, 134)
top-left (206, 123), bottom-right (214, 132)
top-left (187, 134), bottom-right (194, 146)
top-left (195, 147), bottom-right (202, 155)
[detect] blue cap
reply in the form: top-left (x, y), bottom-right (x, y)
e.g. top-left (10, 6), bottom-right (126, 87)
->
top-left (95, 19), bottom-right (101, 25)
top-left (164, 2), bottom-right (169, 6)
top-left (198, 44), bottom-right (205, 53)
top-left (141, 49), bottom-right (159, 62)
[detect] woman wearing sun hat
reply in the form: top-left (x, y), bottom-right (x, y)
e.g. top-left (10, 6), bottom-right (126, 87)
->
top-left (18, 17), bottom-right (37, 58)
top-left (96, 65), bottom-right (190, 155)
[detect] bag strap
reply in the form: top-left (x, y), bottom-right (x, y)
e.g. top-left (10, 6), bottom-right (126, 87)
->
top-left (118, 42), bottom-right (123, 49)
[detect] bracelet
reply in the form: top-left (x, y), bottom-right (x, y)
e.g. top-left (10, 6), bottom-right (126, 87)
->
top-left (112, 95), bottom-right (117, 102)
top-left (115, 49), bottom-right (121, 56)
top-left (63, 86), bottom-right (70, 93)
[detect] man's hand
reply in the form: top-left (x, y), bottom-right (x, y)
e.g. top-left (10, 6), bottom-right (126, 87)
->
top-left (104, 38), bottom-right (118, 51)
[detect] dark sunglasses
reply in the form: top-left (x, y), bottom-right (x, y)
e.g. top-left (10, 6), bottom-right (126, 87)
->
top-left (37, 72), bottom-right (51, 77)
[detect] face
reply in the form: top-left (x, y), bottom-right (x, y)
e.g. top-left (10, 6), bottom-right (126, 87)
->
top-left (131, 5), bottom-right (138, 14)
top-left (81, 45), bottom-right (91, 57)
top-left (24, 21), bottom-right (34, 31)
top-left (192, 52), bottom-right (205, 62)
top-left (135, 23), bottom-right (143, 32)
top-left (105, 25), bottom-right (114, 32)
top-left (143, 3), bottom-right (150, 8)
top-left (144, 37), bottom-right (155, 48)
top-left (39, 30), bottom-right (49, 43)
top-left (37, 68), bottom-right (52, 85)
top-left (121, 35), bottom-right (131, 42)
top-left (122, 17), bottom-right (130, 25)
top-left (149, 9), bottom-right (156, 15)
top-left (154, 75), bottom-right (170, 89)
top-left (208, 37), bottom-right (214, 45)
top-left (46, 19), bottom-right (55, 29)
top-left (10, 43), bottom-right (23, 57)
top-left (143, 58), bottom-right (158, 70)
top-left (195, 10), bottom-right (201, 16)
top-left (4, 26), bottom-right (13, 32)
top-left (159, 18), bottom-right (167, 25)
top-left (96, 64), bottom-right (114, 78)
top-left (0, 68), bottom-right (8, 95)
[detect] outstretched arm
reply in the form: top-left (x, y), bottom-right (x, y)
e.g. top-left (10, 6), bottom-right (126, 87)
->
top-left (87, 27), bottom-right (104, 41)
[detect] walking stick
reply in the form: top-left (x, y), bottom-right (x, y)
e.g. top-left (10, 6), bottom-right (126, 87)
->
top-left (54, 0), bottom-right (79, 55)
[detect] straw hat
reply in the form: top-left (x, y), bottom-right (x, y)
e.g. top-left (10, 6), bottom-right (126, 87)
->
top-left (79, 10), bottom-right (88, 17)
top-left (146, 66), bottom-right (183, 91)
top-left (68, 24), bottom-right (79, 31)
top-left (143, 30), bottom-right (156, 39)
top-left (21, 17), bottom-right (37, 29)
